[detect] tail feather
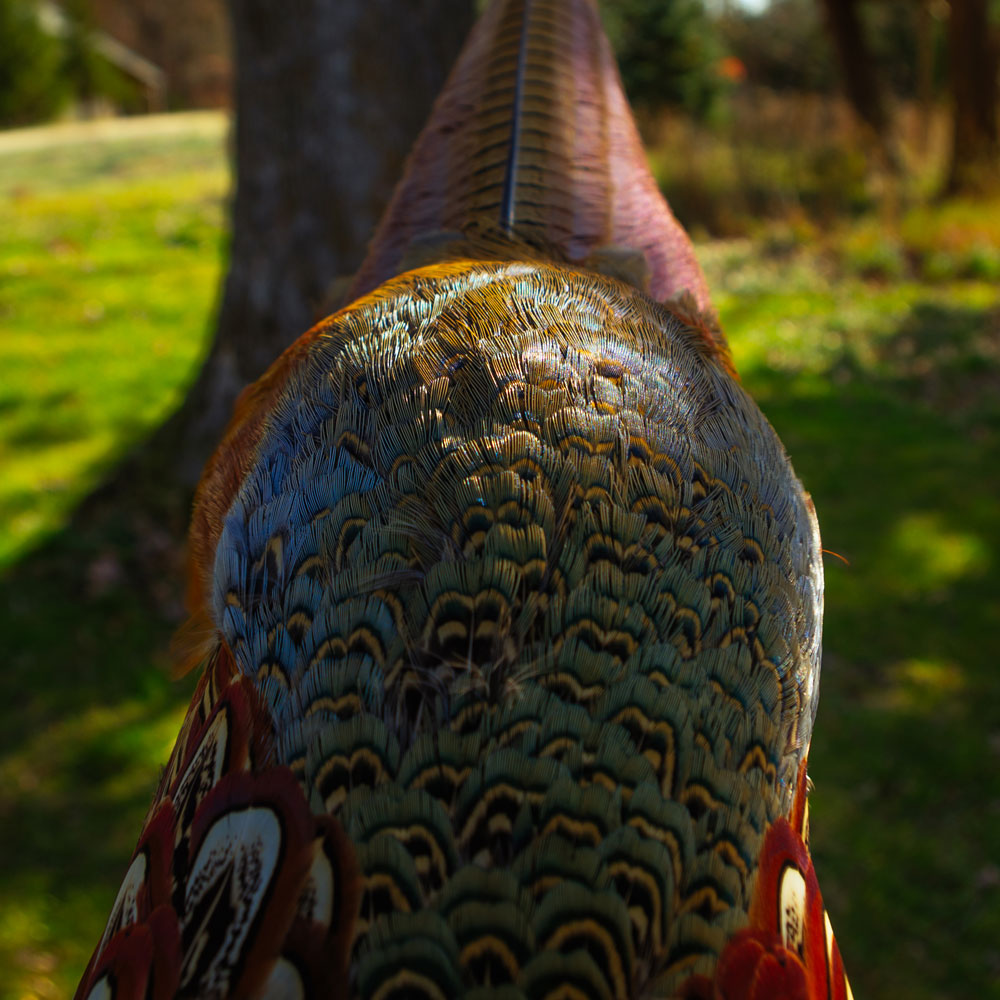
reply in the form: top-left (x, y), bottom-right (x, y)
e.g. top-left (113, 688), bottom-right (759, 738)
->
top-left (349, 0), bottom-right (714, 322)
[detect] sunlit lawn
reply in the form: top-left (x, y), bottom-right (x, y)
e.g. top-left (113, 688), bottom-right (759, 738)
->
top-left (0, 114), bottom-right (225, 999)
top-left (1, 112), bottom-right (998, 999)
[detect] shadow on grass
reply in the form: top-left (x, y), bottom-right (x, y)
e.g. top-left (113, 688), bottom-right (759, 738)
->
top-left (744, 297), bottom-right (1000, 998)
top-left (0, 390), bottom-right (84, 449)
top-left (0, 485), bottom-right (196, 999)
top-left (878, 300), bottom-right (1000, 420)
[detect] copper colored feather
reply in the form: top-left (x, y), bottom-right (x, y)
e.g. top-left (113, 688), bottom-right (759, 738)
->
top-left (77, 1), bottom-right (850, 998)
top-left (348, 0), bottom-right (715, 325)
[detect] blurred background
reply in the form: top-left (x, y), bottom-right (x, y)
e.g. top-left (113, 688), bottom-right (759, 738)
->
top-left (0, 0), bottom-right (998, 996)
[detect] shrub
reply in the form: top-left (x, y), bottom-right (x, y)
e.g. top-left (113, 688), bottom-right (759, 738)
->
top-left (601, 0), bottom-right (724, 120)
top-left (0, 0), bottom-right (69, 127)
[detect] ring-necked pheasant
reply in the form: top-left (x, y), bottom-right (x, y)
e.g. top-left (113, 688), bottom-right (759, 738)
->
top-left (76, 1), bottom-right (851, 997)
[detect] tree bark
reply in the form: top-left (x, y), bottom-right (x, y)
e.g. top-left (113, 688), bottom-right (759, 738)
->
top-left (945, 0), bottom-right (1000, 195)
top-left (156, 0), bottom-right (476, 492)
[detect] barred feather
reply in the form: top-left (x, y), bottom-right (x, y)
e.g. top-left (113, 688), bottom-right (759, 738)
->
top-left (77, 1), bottom-right (850, 998)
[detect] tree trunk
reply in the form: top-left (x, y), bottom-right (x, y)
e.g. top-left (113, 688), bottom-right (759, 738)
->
top-left (915, 0), bottom-right (934, 154)
top-left (818, 0), bottom-right (890, 142)
top-left (155, 0), bottom-right (476, 493)
top-left (945, 0), bottom-right (1000, 195)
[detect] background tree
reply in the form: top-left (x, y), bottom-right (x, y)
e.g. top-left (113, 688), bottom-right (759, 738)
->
top-left (715, 0), bottom-right (837, 94)
top-left (600, 0), bottom-right (723, 118)
top-left (945, 0), bottom-right (1000, 194)
top-left (817, 0), bottom-right (890, 145)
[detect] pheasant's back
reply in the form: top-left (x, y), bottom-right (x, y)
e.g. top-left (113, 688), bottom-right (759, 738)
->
top-left (174, 258), bottom-right (818, 997)
top-left (76, 0), bottom-right (853, 995)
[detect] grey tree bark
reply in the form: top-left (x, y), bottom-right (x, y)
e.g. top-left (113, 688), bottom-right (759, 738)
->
top-left (157, 0), bottom-right (476, 491)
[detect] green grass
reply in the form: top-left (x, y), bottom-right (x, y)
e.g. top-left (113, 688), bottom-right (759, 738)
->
top-left (0, 115), bottom-right (227, 568)
top-left (1, 112), bottom-right (999, 999)
top-left (700, 239), bottom-right (1000, 996)
top-left (0, 114), bottom-right (225, 999)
